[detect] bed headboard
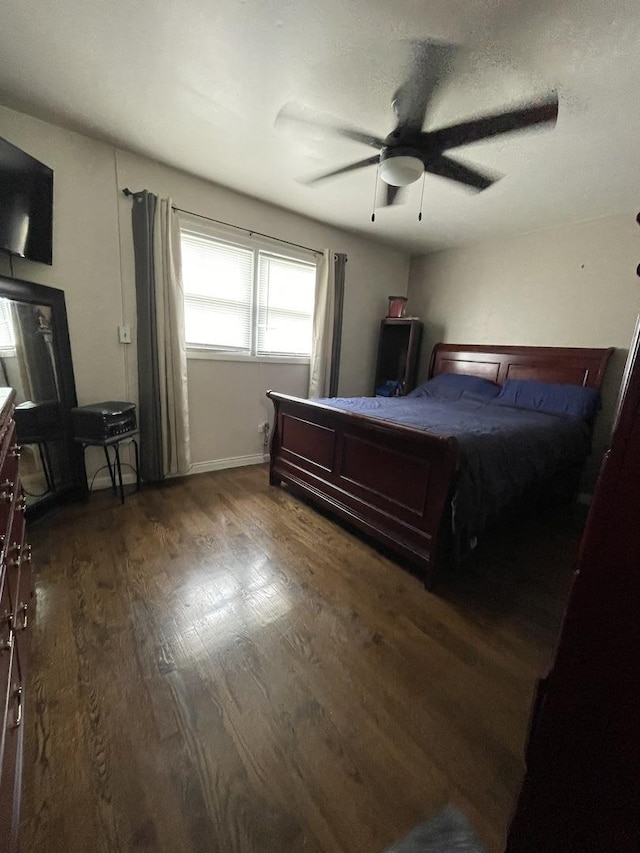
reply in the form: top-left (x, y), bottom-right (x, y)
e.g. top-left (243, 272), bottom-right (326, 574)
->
top-left (429, 343), bottom-right (614, 390)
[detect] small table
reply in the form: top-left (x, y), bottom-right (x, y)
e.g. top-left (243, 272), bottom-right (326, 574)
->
top-left (75, 430), bottom-right (140, 504)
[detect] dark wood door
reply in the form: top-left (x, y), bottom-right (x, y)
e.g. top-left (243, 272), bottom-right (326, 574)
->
top-left (506, 316), bottom-right (640, 852)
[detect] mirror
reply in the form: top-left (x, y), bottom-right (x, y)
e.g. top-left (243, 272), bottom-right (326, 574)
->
top-left (0, 274), bottom-right (84, 518)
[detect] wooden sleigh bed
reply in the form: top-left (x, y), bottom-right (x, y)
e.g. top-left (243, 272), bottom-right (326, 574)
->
top-left (266, 343), bottom-right (613, 589)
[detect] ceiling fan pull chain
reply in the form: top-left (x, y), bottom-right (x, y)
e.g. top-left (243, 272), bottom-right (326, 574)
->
top-left (371, 161), bottom-right (381, 222)
top-left (418, 171), bottom-right (426, 222)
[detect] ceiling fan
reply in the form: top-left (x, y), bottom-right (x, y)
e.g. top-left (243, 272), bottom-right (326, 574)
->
top-left (276, 41), bottom-right (558, 214)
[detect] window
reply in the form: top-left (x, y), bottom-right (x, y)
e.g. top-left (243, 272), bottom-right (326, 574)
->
top-left (180, 225), bottom-right (316, 359)
top-left (0, 299), bottom-right (16, 357)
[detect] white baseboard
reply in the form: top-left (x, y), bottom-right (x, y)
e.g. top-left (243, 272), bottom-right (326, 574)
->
top-left (189, 453), bottom-right (269, 476)
top-left (577, 492), bottom-right (593, 506)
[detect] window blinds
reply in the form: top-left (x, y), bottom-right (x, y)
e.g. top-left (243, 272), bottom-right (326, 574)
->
top-left (181, 230), bottom-right (254, 351)
top-left (257, 253), bottom-right (315, 356)
top-left (180, 226), bottom-right (316, 357)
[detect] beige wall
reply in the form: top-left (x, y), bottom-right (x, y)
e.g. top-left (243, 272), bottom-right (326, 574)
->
top-left (407, 213), bottom-right (640, 484)
top-left (0, 104), bottom-right (409, 478)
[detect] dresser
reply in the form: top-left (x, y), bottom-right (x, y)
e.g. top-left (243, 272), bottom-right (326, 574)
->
top-left (506, 316), bottom-right (640, 851)
top-left (0, 389), bottom-right (31, 852)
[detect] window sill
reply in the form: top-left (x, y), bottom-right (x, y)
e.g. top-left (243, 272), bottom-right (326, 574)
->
top-left (187, 348), bottom-right (310, 366)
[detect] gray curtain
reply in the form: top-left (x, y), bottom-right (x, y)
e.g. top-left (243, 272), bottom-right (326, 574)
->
top-left (329, 253), bottom-right (347, 397)
top-left (131, 191), bottom-right (164, 482)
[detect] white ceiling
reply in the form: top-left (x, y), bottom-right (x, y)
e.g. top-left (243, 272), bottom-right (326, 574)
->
top-left (1, 0), bottom-right (639, 254)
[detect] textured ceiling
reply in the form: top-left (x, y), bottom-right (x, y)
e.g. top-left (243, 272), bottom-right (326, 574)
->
top-left (0, 0), bottom-right (639, 253)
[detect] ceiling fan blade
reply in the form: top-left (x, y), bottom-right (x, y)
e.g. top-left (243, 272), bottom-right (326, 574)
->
top-left (432, 94), bottom-right (558, 151)
top-left (426, 155), bottom-right (500, 191)
top-left (300, 155), bottom-right (380, 185)
top-left (392, 40), bottom-right (458, 132)
top-left (382, 184), bottom-right (406, 206)
top-left (276, 104), bottom-right (385, 149)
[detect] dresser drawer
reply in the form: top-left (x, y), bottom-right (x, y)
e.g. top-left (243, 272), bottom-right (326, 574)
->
top-left (0, 539), bottom-right (24, 852)
top-left (0, 642), bottom-right (23, 848)
top-left (0, 572), bottom-right (15, 769)
top-left (14, 530), bottom-right (31, 683)
top-left (4, 504), bottom-right (26, 621)
top-left (0, 420), bottom-right (19, 538)
top-left (4, 507), bottom-right (30, 690)
top-left (0, 416), bottom-right (15, 466)
top-left (0, 391), bottom-right (24, 853)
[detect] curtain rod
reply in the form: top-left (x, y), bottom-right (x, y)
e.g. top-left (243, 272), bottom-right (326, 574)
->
top-left (122, 188), bottom-right (323, 255)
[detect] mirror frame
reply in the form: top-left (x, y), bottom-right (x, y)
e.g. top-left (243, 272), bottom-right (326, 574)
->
top-left (0, 273), bottom-right (85, 519)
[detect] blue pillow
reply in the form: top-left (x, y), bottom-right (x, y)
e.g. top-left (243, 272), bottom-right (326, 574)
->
top-left (407, 373), bottom-right (500, 400)
top-left (494, 379), bottom-right (600, 420)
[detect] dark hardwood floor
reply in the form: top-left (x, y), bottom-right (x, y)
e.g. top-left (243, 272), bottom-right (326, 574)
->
top-left (21, 464), bottom-right (583, 853)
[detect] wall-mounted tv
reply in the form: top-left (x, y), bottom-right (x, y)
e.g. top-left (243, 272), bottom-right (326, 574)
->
top-left (0, 136), bottom-right (53, 265)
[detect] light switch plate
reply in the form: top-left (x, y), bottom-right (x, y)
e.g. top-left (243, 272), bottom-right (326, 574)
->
top-left (118, 324), bottom-right (131, 344)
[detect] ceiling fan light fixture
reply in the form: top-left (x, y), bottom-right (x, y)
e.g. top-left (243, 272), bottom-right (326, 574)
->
top-left (379, 155), bottom-right (424, 187)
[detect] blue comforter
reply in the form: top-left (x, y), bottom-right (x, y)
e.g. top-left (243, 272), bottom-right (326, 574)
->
top-left (316, 394), bottom-right (590, 552)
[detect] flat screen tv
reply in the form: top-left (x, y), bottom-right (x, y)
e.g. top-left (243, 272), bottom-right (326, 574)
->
top-left (0, 135), bottom-right (53, 265)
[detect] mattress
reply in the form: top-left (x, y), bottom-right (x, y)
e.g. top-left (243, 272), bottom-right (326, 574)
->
top-left (317, 394), bottom-right (591, 553)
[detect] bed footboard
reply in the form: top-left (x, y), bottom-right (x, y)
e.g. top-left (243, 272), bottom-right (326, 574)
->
top-left (266, 391), bottom-right (458, 588)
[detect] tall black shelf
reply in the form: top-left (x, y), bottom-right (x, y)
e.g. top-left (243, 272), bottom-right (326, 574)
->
top-left (373, 318), bottom-right (423, 396)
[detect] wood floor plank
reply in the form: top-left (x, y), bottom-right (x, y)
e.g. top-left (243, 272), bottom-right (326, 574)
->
top-left (20, 464), bottom-right (582, 853)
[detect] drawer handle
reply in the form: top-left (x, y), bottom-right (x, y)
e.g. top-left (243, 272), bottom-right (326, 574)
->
top-left (9, 444), bottom-right (21, 458)
top-left (0, 479), bottom-right (14, 503)
top-left (12, 685), bottom-right (22, 728)
top-left (9, 544), bottom-right (30, 566)
top-left (0, 613), bottom-right (13, 652)
top-left (17, 603), bottom-right (28, 632)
